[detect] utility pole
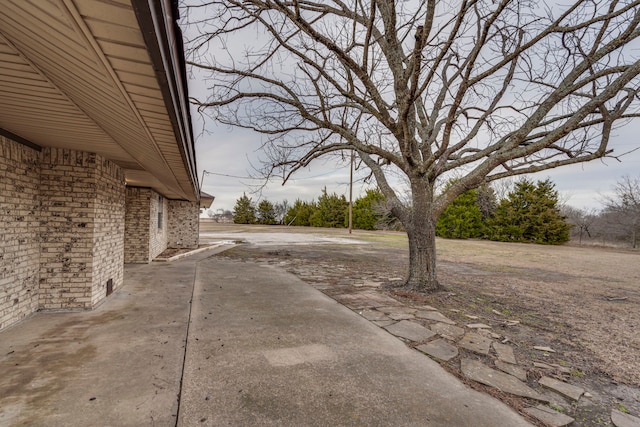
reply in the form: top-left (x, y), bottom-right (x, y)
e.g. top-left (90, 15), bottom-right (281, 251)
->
top-left (200, 170), bottom-right (212, 190)
top-left (348, 150), bottom-right (354, 234)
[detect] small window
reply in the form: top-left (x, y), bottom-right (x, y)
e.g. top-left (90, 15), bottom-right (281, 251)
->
top-left (158, 195), bottom-right (163, 229)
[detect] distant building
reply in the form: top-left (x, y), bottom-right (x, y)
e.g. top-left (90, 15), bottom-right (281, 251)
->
top-left (0, 1), bottom-right (211, 331)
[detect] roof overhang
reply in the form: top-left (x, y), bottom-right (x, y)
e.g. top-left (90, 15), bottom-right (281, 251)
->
top-left (0, 0), bottom-right (198, 201)
top-left (199, 191), bottom-right (215, 209)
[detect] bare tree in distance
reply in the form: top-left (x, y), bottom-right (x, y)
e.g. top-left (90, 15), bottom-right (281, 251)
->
top-left (602, 175), bottom-right (640, 248)
top-left (562, 205), bottom-right (598, 244)
top-left (208, 208), bottom-right (234, 223)
top-left (274, 200), bottom-right (290, 225)
top-left (491, 177), bottom-right (516, 203)
top-left (185, 0), bottom-right (640, 291)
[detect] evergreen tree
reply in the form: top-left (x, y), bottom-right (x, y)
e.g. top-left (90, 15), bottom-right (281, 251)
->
top-left (256, 199), bottom-right (277, 225)
top-left (436, 189), bottom-right (485, 239)
top-left (352, 189), bottom-right (385, 230)
top-left (490, 179), bottom-right (570, 244)
top-left (310, 188), bottom-right (348, 228)
top-left (233, 193), bottom-right (256, 224)
top-left (284, 199), bottom-right (317, 226)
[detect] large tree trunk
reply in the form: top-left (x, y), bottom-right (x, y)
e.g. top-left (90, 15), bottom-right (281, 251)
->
top-left (402, 181), bottom-right (443, 292)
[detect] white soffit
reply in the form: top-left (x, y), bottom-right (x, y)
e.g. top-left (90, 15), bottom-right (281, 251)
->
top-left (0, 0), bottom-right (198, 200)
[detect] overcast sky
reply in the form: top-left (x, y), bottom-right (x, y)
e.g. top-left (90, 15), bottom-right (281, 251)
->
top-left (183, 4), bottom-right (640, 215)
top-left (192, 109), bottom-right (639, 213)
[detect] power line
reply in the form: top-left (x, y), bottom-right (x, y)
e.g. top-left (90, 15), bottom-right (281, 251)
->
top-left (203, 171), bottom-right (261, 180)
top-left (202, 169), bottom-right (348, 181)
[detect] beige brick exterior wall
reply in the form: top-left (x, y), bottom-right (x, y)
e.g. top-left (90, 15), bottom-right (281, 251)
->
top-left (167, 200), bottom-right (200, 249)
top-left (39, 149), bottom-right (95, 309)
top-left (149, 191), bottom-right (169, 258)
top-left (1, 136), bottom-right (199, 331)
top-left (91, 158), bottom-right (125, 306)
top-left (39, 148), bottom-right (125, 310)
top-left (0, 137), bottom-right (41, 330)
top-left (124, 187), bottom-right (152, 263)
top-left (124, 188), bottom-right (168, 263)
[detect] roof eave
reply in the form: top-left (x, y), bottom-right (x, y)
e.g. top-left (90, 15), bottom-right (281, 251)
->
top-left (131, 0), bottom-right (199, 202)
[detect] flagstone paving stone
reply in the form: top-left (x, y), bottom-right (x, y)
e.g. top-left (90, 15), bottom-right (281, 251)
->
top-left (539, 376), bottom-right (584, 401)
top-left (466, 323), bottom-right (492, 329)
top-left (383, 320), bottom-right (437, 342)
top-left (358, 309), bottom-right (390, 321)
top-left (461, 359), bottom-right (549, 402)
top-left (332, 290), bottom-right (401, 309)
top-left (415, 310), bottom-right (456, 325)
top-left (429, 322), bottom-right (466, 340)
top-left (533, 362), bottom-right (555, 370)
top-left (495, 360), bottom-right (528, 382)
top-left (523, 405), bottom-right (575, 427)
top-left (458, 333), bottom-right (493, 355)
top-left (611, 409), bottom-right (640, 427)
top-left (416, 339), bottom-right (459, 361)
top-left (493, 342), bottom-right (517, 364)
top-left (377, 306), bottom-right (417, 315)
top-left (388, 313), bottom-right (416, 320)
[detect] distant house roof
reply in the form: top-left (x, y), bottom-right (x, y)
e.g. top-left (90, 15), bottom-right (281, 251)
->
top-left (0, 0), bottom-right (199, 201)
top-left (200, 191), bottom-right (215, 209)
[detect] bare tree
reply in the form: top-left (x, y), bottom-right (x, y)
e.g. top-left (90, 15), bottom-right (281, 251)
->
top-left (185, 0), bottom-right (640, 291)
top-left (562, 206), bottom-right (598, 244)
top-left (491, 177), bottom-right (515, 202)
top-left (602, 175), bottom-right (640, 248)
top-left (209, 208), bottom-right (234, 223)
top-left (592, 209), bottom-right (630, 246)
top-left (274, 200), bottom-right (290, 224)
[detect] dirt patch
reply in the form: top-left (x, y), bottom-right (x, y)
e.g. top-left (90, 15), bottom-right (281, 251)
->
top-left (206, 223), bottom-right (640, 426)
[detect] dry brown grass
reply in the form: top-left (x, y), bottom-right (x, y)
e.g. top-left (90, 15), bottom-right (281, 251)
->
top-left (435, 239), bottom-right (640, 386)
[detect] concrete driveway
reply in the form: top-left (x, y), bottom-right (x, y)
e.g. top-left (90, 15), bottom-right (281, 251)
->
top-left (200, 230), bottom-right (368, 246)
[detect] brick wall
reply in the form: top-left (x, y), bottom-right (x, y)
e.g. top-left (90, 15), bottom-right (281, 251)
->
top-left (1, 136), bottom-right (198, 331)
top-left (167, 200), bottom-right (200, 248)
top-left (91, 157), bottom-right (125, 306)
top-left (124, 187), bottom-right (168, 263)
top-left (39, 149), bottom-right (95, 309)
top-left (124, 187), bottom-right (151, 263)
top-left (0, 137), bottom-right (40, 330)
top-left (149, 190), bottom-right (168, 258)
top-left (39, 148), bottom-right (125, 310)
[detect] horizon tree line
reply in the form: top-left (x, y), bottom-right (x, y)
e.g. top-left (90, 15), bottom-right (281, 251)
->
top-left (212, 175), bottom-right (640, 249)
